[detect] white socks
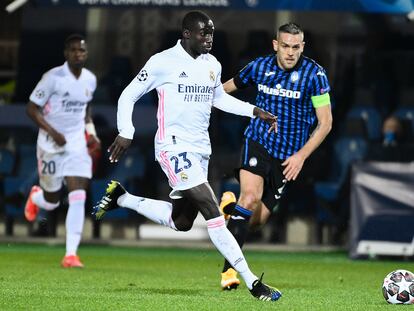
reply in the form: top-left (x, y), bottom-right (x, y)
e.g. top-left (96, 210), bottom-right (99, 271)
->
top-left (117, 193), bottom-right (177, 230)
top-left (116, 193), bottom-right (257, 288)
top-left (65, 190), bottom-right (86, 256)
top-left (32, 189), bottom-right (60, 211)
top-left (31, 187), bottom-right (84, 256)
top-left (207, 216), bottom-right (257, 289)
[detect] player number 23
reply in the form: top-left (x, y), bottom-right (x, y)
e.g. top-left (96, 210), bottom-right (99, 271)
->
top-left (170, 152), bottom-right (192, 174)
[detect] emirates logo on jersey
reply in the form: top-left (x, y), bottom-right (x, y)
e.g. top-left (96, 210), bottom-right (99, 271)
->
top-left (209, 71), bottom-right (215, 82)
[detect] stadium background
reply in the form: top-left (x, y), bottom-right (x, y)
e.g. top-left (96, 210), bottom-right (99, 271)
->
top-left (0, 0), bottom-right (413, 254)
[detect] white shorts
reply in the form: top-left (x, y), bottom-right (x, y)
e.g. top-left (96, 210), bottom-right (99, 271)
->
top-left (156, 151), bottom-right (209, 199)
top-left (37, 146), bottom-right (92, 192)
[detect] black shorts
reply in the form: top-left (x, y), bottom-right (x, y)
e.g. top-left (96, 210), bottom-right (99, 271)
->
top-left (236, 138), bottom-right (288, 212)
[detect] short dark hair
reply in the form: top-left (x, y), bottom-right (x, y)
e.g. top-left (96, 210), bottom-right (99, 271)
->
top-left (182, 11), bottom-right (211, 31)
top-left (277, 22), bottom-right (304, 38)
top-left (64, 34), bottom-right (85, 49)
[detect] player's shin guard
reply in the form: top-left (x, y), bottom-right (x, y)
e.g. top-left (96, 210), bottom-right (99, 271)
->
top-left (65, 190), bottom-right (86, 256)
top-left (223, 205), bottom-right (252, 272)
top-left (207, 216), bottom-right (257, 289)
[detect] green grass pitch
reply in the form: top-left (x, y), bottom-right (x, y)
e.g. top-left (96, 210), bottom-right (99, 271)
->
top-left (0, 243), bottom-right (412, 310)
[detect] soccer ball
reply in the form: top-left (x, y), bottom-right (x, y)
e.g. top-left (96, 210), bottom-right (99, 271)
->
top-left (382, 269), bottom-right (414, 304)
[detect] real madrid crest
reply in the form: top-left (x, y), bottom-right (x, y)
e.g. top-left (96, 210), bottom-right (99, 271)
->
top-left (180, 172), bottom-right (188, 182)
top-left (209, 71), bottom-right (215, 82)
top-left (290, 71), bottom-right (299, 83)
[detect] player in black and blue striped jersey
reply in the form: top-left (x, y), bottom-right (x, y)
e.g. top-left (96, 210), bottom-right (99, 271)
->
top-left (219, 23), bottom-right (333, 290)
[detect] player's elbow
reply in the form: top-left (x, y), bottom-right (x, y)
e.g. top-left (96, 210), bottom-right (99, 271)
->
top-left (320, 114), bottom-right (333, 134)
top-left (326, 115), bottom-right (333, 133)
top-left (223, 84), bottom-right (232, 93)
top-left (26, 102), bottom-right (38, 120)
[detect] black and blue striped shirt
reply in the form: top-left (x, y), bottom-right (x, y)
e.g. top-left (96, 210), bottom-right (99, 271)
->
top-left (235, 54), bottom-right (330, 160)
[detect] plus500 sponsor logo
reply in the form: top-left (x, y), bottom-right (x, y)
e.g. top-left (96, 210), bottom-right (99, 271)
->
top-left (258, 84), bottom-right (301, 99)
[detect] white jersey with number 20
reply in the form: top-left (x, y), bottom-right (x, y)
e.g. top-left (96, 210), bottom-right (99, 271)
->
top-left (29, 61), bottom-right (97, 153)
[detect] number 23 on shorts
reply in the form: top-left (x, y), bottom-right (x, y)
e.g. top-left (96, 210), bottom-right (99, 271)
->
top-left (169, 152), bottom-right (192, 174)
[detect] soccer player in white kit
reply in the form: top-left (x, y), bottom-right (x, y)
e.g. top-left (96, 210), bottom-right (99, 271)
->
top-left (24, 34), bottom-right (100, 268)
top-left (93, 11), bottom-right (282, 301)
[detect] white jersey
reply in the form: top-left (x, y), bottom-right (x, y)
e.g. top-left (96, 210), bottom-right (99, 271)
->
top-left (117, 40), bottom-right (255, 156)
top-left (29, 62), bottom-right (97, 153)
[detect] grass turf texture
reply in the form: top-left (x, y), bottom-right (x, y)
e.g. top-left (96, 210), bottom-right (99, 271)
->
top-left (0, 243), bottom-right (412, 310)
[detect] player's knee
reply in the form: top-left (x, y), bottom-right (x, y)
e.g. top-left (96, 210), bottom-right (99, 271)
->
top-left (239, 192), bottom-right (260, 210)
top-left (43, 192), bottom-right (60, 205)
top-left (173, 213), bottom-right (195, 232)
top-left (174, 219), bottom-right (194, 232)
top-left (195, 201), bottom-right (220, 220)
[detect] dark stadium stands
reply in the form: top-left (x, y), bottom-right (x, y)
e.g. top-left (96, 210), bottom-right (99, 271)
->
top-left (314, 136), bottom-right (368, 244)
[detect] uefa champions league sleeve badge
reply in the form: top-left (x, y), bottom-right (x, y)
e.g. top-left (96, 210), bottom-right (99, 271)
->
top-left (137, 70), bottom-right (148, 82)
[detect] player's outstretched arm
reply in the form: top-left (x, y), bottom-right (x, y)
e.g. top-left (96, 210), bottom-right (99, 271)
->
top-left (223, 78), bottom-right (238, 93)
top-left (108, 135), bottom-right (132, 163)
top-left (253, 107), bottom-right (277, 133)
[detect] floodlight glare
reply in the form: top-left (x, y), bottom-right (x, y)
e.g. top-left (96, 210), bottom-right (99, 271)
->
top-left (5, 0), bottom-right (28, 13)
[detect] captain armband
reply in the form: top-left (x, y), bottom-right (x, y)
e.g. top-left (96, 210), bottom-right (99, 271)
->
top-left (311, 93), bottom-right (330, 108)
top-left (85, 121), bottom-right (97, 137)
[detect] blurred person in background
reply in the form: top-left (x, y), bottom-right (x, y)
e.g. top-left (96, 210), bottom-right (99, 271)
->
top-left (382, 116), bottom-right (404, 147)
top-left (92, 11), bottom-right (282, 302)
top-left (24, 34), bottom-right (100, 268)
top-left (366, 115), bottom-right (414, 162)
top-left (333, 115), bottom-right (414, 244)
top-left (219, 22), bottom-right (333, 290)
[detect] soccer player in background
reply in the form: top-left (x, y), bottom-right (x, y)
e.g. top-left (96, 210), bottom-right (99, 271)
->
top-left (219, 22), bottom-right (333, 290)
top-left (24, 34), bottom-right (100, 268)
top-left (93, 11), bottom-right (281, 302)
